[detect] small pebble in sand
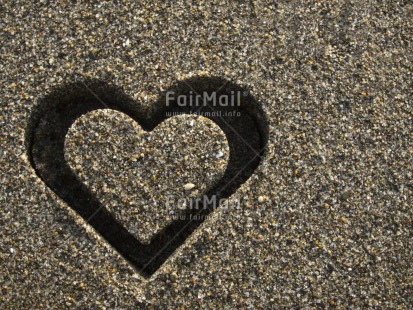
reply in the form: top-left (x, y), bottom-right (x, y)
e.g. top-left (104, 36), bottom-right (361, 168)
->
top-left (184, 183), bottom-right (195, 191)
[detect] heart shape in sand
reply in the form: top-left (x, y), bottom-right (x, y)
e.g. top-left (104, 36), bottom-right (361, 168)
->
top-left (65, 110), bottom-right (229, 244)
top-left (27, 77), bottom-right (267, 277)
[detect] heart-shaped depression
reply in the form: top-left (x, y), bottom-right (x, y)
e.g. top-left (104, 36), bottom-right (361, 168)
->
top-left (26, 77), bottom-right (268, 278)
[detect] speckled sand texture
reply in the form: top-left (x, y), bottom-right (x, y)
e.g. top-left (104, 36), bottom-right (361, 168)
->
top-left (1, 0), bottom-right (413, 308)
top-left (65, 110), bottom-right (229, 244)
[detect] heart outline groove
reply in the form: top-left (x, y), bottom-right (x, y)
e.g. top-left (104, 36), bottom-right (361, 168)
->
top-left (26, 76), bottom-right (269, 278)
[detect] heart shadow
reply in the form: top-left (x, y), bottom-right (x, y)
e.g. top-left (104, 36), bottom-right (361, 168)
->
top-left (25, 76), bottom-right (269, 278)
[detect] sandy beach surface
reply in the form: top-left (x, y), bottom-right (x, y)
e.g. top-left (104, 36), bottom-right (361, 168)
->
top-left (1, 1), bottom-right (412, 308)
